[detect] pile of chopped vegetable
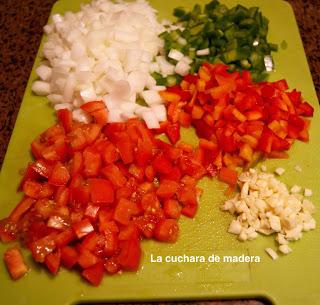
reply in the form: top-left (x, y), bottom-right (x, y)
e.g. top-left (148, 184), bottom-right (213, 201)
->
top-left (222, 168), bottom-right (316, 258)
top-left (159, 63), bottom-right (314, 184)
top-left (158, 0), bottom-right (277, 84)
top-left (32, 0), bottom-right (169, 126)
top-left (0, 107), bottom-right (206, 285)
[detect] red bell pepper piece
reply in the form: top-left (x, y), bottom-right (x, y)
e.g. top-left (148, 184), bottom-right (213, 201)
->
top-left (218, 167), bottom-right (238, 186)
top-left (165, 123), bottom-right (181, 145)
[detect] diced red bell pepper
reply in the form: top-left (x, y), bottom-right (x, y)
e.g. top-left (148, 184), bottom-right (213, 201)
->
top-left (297, 102), bottom-right (314, 117)
top-left (91, 108), bottom-right (108, 125)
top-left (81, 101), bottom-right (105, 113)
top-left (4, 247), bottom-right (28, 280)
top-left (218, 167), bottom-right (238, 186)
top-left (165, 123), bottom-right (181, 145)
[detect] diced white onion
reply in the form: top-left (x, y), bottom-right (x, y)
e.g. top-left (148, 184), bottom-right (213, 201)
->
top-left (36, 65), bottom-right (52, 81)
top-left (32, 81), bottom-right (51, 96)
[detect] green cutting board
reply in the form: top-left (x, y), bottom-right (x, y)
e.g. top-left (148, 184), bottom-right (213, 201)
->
top-left (0, 0), bottom-right (319, 304)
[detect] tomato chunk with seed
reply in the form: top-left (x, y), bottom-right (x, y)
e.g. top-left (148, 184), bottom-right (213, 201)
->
top-left (154, 219), bottom-right (179, 243)
top-left (4, 247), bottom-right (28, 280)
top-left (89, 178), bottom-right (114, 204)
top-left (81, 261), bottom-right (105, 286)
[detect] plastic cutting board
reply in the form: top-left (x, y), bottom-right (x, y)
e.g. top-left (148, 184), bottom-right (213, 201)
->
top-left (0, 1), bottom-right (319, 305)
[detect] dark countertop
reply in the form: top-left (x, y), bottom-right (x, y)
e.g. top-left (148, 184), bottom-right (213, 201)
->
top-left (0, 0), bottom-right (319, 304)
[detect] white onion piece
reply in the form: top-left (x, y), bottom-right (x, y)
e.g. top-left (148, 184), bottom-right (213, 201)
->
top-left (127, 71), bottom-right (147, 93)
top-left (141, 110), bottom-right (160, 129)
top-left (72, 109), bottom-right (92, 123)
top-left (151, 104), bottom-right (167, 122)
top-left (33, 0), bottom-right (172, 127)
top-left (36, 65), bottom-right (52, 81)
top-left (141, 90), bottom-right (162, 105)
top-left (168, 49), bottom-right (184, 61)
top-left (54, 103), bottom-right (73, 111)
top-left (108, 109), bottom-right (124, 122)
top-left (47, 94), bottom-right (64, 104)
top-left (32, 81), bottom-right (51, 96)
top-left (175, 61), bottom-right (190, 76)
top-left (80, 86), bottom-right (97, 102)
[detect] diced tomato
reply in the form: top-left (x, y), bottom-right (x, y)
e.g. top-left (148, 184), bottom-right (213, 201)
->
top-left (4, 247), bottom-right (28, 280)
top-left (113, 198), bottom-right (133, 226)
top-left (54, 187), bottom-right (70, 206)
top-left (181, 203), bottom-right (198, 218)
top-left (89, 179), bottom-right (114, 204)
top-left (156, 180), bottom-right (179, 199)
top-left (72, 219), bottom-right (94, 239)
top-left (81, 261), bottom-right (105, 286)
top-left (104, 258), bottom-right (120, 275)
top-left (61, 246), bottom-right (78, 269)
top-left (49, 162), bottom-right (70, 186)
top-left (57, 109), bottom-right (73, 133)
top-left (54, 228), bottom-right (76, 248)
top-left (104, 229), bottom-right (118, 257)
top-left (29, 233), bottom-right (57, 262)
top-left (152, 153), bottom-right (173, 175)
top-left (101, 142), bottom-right (119, 165)
top-left (113, 132), bottom-right (134, 164)
top-left (83, 148), bottom-right (101, 177)
top-left (84, 204), bottom-right (100, 220)
top-left (154, 219), bottom-right (179, 243)
top-left (9, 197), bottom-right (35, 223)
top-left (163, 199), bottom-right (181, 219)
top-left (78, 249), bottom-right (99, 269)
top-left (30, 160), bottom-right (53, 179)
top-left (118, 238), bottom-right (141, 271)
top-left (45, 250), bottom-right (61, 275)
